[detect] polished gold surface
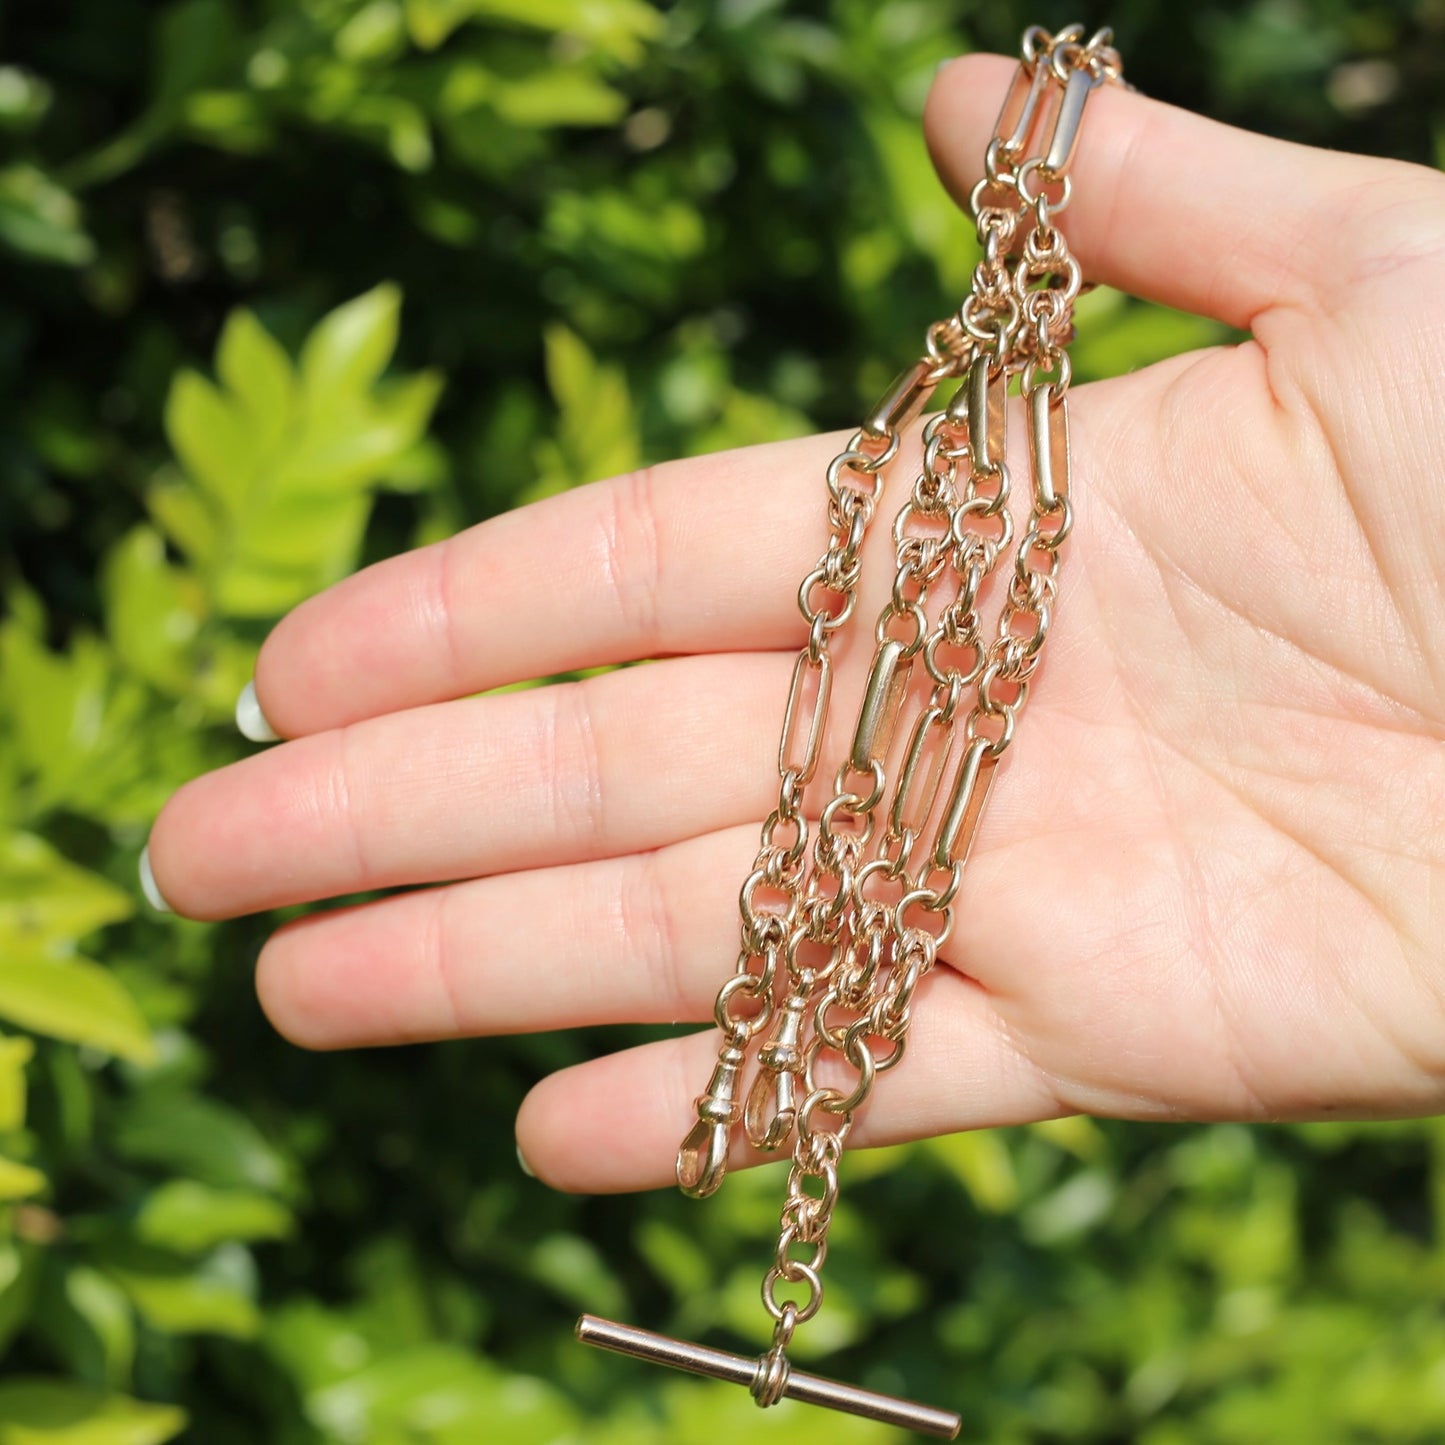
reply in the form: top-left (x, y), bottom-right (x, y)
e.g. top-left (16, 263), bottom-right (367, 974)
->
top-left (645, 22), bottom-right (1126, 1430)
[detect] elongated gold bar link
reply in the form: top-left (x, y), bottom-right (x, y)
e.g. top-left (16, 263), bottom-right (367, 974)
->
top-left (778, 649), bottom-right (833, 785)
top-left (850, 639), bottom-right (913, 772)
top-left (890, 705), bottom-right (954, 837)
top-left (1027, 381), bottom-right (1070, 508)
top-left (933, 736), bottom-right (998, 870)
top-left (993, 53), bottom-right (1052, 161)
top-left (863, 358), bottom-right (941, 440)
top-left (965, 352), bottom-right (1007, 477)
top-left (1041, 63), bottom-right (1098, 178)
top-left (577, 1316), bottom-right (962, 1439)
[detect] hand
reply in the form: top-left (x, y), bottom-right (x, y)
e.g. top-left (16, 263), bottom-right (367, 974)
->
top-left (144, 55), bottom-right (1445, 1192)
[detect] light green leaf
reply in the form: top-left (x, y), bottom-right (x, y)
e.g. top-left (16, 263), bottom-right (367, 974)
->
top-left (101, 1252), bottom-right (258, 1340)
top-left (927, 1130), bottom-right (1019, 1213)
top-left (0, 1379), bottom-right (185, 1444)
top-left (492, 71), bottom-right (628, 128)
top-left (0, 626), bottom-right (116, 812)
top-left (526, 1234), bottom-right (625, 1317)
top-left (0, 953), bottom-right (154, 1065)
top-left (525, 325), bottom-right (638, 500)
top-left (215, 309), bottom-right (293, 450)
top-left (154, 286), bottom-right (441, 619)
top-left (144, 476), bottom-right (218, 571)
top-left (405, 0), bottom-right (661, 62)
top-left (135, 1181), bottom-right (293, 1254)
top-left (163, 370), bottom-right (250, 513)
top-left (0, 1034), bottom-right (34, 1131)
top-left (305, 1344), bottom-right (578, 1440)
top-left (0, 1155), bottom-right (45, 1200)
top-left (99, 530), bottom-right (207, 699)
top-left (299, 283), bottom-right (400, 404)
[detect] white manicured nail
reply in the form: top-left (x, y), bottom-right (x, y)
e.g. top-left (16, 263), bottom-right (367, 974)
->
top-left (235, 680), bottom-right (280, 743)
top-left (517, 1142), bottom-right (537, 1179)
top-left (139, 845), bottom-right (173, 914)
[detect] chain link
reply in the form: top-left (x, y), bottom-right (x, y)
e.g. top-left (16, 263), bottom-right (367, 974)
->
top-left (678, 21), bottom-right (1124, 1395)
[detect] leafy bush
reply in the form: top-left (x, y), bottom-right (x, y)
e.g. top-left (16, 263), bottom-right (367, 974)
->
top-left (2, 1), bottom-right (1443, 1441)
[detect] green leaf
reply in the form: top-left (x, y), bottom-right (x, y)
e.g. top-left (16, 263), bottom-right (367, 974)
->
top-left (99, 1248), bottom-right (259, 1340)
top-left (112, 1093), bottom-right (285, 1191)
top-left (34, 1266), bottom-right (135, 1391)
top-left (0, 1034), bottom-right (34, 1131)
top-left (0, 164), bottom-right (95, 267)
top-left (100, 530), bottom-right (208, 699)
top-left (151, 0), bottom-right (241, 115)
top-left (0, 626), bottom-right (130, 818)
top-left (299, 283), bottom-right (400, 404)
top-left (405, 0), bottom-right (661, 62)
top-left (134, 1182), bottom-right (293, 1254)
top-left (927, 1131), bottom-right (1019, 1213)
top-left (0, 1155), bottom-right (45, 1200)
top-left (7, 789), bottom-right (131, 896)
top-left (0, 1240), bottom-right (43, 1357)
top-left (491, 71), bottom-right (628, 128)
top-left (0, 954), bottom-right (154, 1066)
top-left (304, 1344), bottom-right (578, 1440)
top-left (0, 1379), bottom-right (185, 1444)
top-left (214, 309), bottom-right (293, 453)
top-left (525, 326), bottom-right (638, 500)
top-left (163, 370), bottom-right (250, 513)
top-left (153, 286), bottom-right (439, 619)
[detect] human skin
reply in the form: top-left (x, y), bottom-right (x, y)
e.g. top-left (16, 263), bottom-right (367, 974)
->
top-left (144, 54), bottom-right (1445, 1193)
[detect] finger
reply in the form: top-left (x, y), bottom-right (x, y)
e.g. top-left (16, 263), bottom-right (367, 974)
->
top-left (925, 52), bottom-right (1430, 330)
top-left (255, 825), bottom-right (755, 1048)
top-left (513, 979), bottom-right (1063, 1193)
top-left (253, 431), bottom-right (855, 737)
top-left (148, 651), bottom-right (792, 919)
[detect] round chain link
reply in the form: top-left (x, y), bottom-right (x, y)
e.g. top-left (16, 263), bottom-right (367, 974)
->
top-left (679, 22), bottom-right (1126, 1388)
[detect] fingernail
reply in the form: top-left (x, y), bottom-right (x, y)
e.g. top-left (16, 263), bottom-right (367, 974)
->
top-left (517, 1142), bottom-right (537, 1179)
top-left (139, 845), bottom-right (173, 914)
top-left (236, 680), bottom-right (280, 743)
top-left (935, 55), bottom-right (958, 76)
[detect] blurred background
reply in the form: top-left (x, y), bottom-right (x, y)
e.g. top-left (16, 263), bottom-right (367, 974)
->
top-left (2, 1), bottom-right (1444, 1441)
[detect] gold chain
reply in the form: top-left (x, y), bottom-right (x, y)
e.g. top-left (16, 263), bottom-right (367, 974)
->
top-left (677, 22), bottom-right (1126, 1404)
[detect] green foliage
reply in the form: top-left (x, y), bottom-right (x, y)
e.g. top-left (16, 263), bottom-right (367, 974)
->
top-left (1, 0), bottom-right (1443, 1441)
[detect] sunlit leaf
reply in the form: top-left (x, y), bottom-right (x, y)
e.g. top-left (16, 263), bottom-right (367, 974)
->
top-left (0, 1380), bottom-right (183, 1443)
top-left (299, 283), bottom-right (401, 405)
top-left (0, 1155), bottom-right (45, 1200)
top-left (99, 1248), bottom-right (259, 1340)
top-left (0, 953), bottom-right (153, 1065)
top-left (135, 1181), bottom-right (293, 1254)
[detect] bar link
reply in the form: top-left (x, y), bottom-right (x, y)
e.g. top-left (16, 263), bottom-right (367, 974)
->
top-left (778, 648), bottom-right (833, 785)
top-left (932, 735), bottom-right (998, 871)
top-left (1027, 380), bottom-right (1070, 509)
top-left (849, 639), bottom-right (913, 772)
top-left (577, 1315), bottom-right (962, 1439)
top-left (862, 358), bottom-right (943, 440)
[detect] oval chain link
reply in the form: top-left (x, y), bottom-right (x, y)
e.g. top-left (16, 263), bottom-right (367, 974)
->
top-left (676, 22), bottom-right (1126, 1383)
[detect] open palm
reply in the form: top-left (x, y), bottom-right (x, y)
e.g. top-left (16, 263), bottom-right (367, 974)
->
top-left (146, 56), bottom-right (1445, 1192)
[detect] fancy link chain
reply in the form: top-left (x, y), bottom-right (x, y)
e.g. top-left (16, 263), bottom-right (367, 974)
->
top-left (677, 24), bottom-right (1125, 1408)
